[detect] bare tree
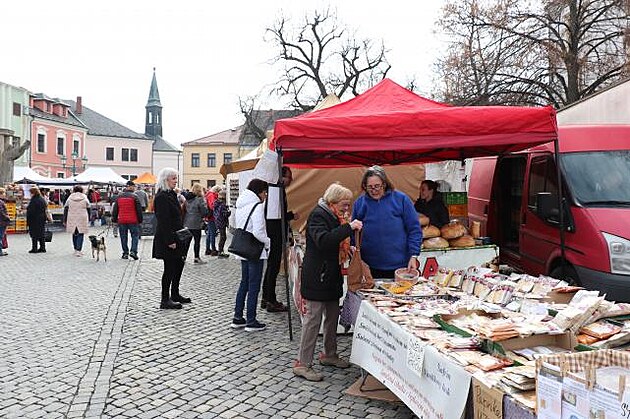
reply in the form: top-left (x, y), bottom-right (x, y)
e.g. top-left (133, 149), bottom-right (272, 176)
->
top-left (435, 0), bottom-right (630, 107)
top-left (266, 9), bottom-right (392, 110)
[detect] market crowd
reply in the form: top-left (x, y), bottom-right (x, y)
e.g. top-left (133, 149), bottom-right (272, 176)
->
top-left (9, 164), bottom-right (452, 383)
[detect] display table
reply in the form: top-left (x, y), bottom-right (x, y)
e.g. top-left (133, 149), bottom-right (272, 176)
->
top-left (350, 300), bottom-right (472, 419)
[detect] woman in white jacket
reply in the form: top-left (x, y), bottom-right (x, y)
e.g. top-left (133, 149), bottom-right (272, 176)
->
top-left (231, 179), bottom-right (271, 332)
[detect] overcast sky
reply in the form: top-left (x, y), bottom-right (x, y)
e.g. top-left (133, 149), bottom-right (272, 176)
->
top-left (2, 0), bottom-right (447, 146)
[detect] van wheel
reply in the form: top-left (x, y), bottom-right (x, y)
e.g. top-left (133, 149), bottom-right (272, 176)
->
top-left (550, 265), bottom-right (580, 286)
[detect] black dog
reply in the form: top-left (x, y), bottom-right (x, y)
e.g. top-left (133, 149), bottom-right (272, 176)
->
top-left (88, 235), bottom-right (107, 262)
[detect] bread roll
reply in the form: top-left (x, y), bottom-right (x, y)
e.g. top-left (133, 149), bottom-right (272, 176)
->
top-left (419, 214), bottom-right (430, 226)
top-left (422, 225), bottom-right (441, 238)
top-left (440, 221), bottom-right (468, 240)
top-left (422, 237), bottom-right (449, 249)
top-left (449, 235), bottom-right (475, 248)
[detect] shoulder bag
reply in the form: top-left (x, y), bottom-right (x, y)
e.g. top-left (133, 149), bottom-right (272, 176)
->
top-left (228, 202), bottom-right (264, 260)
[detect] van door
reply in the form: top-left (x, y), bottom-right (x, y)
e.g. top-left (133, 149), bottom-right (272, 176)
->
top-left (519, 153), bottom-right (561, 275)
top-left (494, 156), bottom-right (527, 271)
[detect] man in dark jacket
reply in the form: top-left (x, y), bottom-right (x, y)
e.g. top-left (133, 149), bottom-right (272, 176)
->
top-left (262, 166), bottom-right (299, 312)
top-left (112, 181), bottom-right (143, 260)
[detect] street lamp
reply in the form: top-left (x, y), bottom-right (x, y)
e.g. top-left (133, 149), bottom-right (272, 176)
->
top-left (61, 151), bottom-right (88, 176)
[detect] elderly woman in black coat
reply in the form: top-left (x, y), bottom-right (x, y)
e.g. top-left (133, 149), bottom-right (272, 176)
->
top-left (293, 183), bottom-right (363, 382)
top-left (26, 187), bottom-right (48, 253)
top-left (152, 167), bottom-right (190, 310)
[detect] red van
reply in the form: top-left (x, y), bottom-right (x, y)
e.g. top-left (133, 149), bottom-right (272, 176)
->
top-left (468, 125), bottom-right (630, 301)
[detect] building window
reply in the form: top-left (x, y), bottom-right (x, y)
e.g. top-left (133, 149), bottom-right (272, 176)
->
top-left (106, 147), bottom-right (114, 161)
top-left (13, 102), bottom-right (21, 116)
top-left (191, 180), bottom-right (200, 187)
top-left (37, 133), bottom-right (46, 153)
top-left (207, 153), bottom-right (216, 167)
top-left (224, 153), bottom-right (233, 164)
top-left (73, 139), bottom-right (80, 154)
top-left (130, 148), bottom-right (138, 162)
top-left (57, 172), bottom-right (65, 178)
top-left (191, 153), bottom-right (200, 167)
top-left (207, 179), bottom-right (216, 188)
top-left (57, 137), bottom-right (64, 155)
top-left (122, 148), bottom-right (129, 161)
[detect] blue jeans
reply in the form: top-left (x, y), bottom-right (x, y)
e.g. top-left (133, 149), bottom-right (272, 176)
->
top-left (235, 259), bottom-right (264, 325)
top-left (0, 225), bottom-right (6, 251)
top-left (72, 232), bottom-right (84, 251)
top-left (206, 220), bottom-right (217, 252)
top-left (119, 224), bottom-right (140, 255)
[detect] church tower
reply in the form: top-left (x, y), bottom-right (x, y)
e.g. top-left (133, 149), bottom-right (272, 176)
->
top-left (145, 68), bottom-right (162, 137)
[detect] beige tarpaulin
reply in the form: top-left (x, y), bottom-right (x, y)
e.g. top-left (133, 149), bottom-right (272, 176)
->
top-left (286, 165), bottom-right (425, 232)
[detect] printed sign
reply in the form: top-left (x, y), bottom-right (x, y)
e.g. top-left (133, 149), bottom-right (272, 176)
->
top-left (472, 378), bottom-right (503, 419)
top-left (350, 301), bottom-right (471, 419)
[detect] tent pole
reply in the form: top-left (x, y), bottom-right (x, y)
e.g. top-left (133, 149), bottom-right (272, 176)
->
top-left (554, 137), bottom-right (567, 278)
top-left (277, 147), bottom-right (294, 341)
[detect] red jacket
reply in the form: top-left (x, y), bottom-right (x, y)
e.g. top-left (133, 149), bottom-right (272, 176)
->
top-left (112, 191), bottom-right (143, 225)
top-left (205, 191), bottom-right (218, 221)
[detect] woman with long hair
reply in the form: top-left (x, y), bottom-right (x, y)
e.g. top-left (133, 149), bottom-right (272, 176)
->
top-left (26, 187), bottom-right (48, 253)
top-left (182, 182), bottom-right (208, 264)
top-left (64, 185), bottom-right (90, 256)
top-left (152, 168), bottom-right (190, 309)
top-left (414, 180), bottom-right (450, 228)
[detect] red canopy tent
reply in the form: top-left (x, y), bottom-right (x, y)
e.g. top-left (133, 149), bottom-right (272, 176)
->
top-left (272, 78), bottom-right (558, 166)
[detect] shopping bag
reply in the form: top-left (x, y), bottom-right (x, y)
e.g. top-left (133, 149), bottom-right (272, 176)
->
top-left (347, 230), bottom-right (374, 292)
top-left (228, 203), bottom-right (264, 260)
top-left (1, 234), bottom-right (8, 249)
top-left (44, 228), bottom-right (53, 243)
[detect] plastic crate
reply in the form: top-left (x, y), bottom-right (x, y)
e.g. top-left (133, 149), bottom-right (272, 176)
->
top-left (448, 203), bottom-right (468, 217)
top-left (443, 192), bottom-right (467, 205)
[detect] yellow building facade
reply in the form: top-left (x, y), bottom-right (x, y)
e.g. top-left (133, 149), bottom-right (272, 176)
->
top-left (181, 127), bottom-right (242, 190)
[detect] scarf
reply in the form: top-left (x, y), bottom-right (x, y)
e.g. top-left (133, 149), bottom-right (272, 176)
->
top-left (328, 203), bottom-right (351, 264)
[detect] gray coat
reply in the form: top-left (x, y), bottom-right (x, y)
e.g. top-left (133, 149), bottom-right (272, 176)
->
top-left (183, 196), bottom-right (208, 230)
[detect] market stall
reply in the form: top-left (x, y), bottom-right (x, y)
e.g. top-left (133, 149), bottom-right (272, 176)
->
top-left (272, 78), bottom-right (565, 417)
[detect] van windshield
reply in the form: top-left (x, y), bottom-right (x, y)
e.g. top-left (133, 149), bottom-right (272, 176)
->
top-left (562, 151), bottom-right (630, 207)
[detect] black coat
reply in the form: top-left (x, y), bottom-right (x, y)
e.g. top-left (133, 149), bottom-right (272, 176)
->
top-left (152, 189), bottom-right (185, 260)
top-left (414, 196), bottom-right (450, 228)
top-left (26, 195), bottom-right (47, 239)
top-left (300, 203), bottom-right (353, 301)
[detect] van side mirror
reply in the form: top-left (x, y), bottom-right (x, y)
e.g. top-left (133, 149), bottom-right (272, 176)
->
top-left (536, 192), bottom-right (557, 221)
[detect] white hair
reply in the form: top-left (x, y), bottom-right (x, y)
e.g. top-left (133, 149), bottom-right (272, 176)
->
top-left (156, 168), bottom-right (178, 191)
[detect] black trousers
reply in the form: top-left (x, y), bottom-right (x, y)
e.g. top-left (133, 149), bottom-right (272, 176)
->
top-left (161, 257), bottom-right (185, 302)
top-left (183, 229), bottom-right (202, 259)
top-left (262, 221), bottom-right (283, 304)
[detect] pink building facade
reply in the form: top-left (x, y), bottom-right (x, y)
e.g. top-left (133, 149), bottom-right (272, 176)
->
top-left (29, 94), bottom-right (88, 178)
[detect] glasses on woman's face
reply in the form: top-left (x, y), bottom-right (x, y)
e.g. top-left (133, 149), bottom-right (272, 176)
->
top-left (366, 184), bottom-right (383, 191)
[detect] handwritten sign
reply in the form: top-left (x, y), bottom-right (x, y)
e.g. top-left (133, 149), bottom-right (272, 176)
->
top-left (140, 212), bottom-right (156, 236)
top-left (472, 378), bottom-right (503, 419)
top-left (350, 301), bottom-right (471, 419)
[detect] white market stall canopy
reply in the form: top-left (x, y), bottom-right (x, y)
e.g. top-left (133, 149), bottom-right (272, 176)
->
top-left (71, 167), bottom-right (127, 185)
top-left (13, 166), bottom-right (53, 183)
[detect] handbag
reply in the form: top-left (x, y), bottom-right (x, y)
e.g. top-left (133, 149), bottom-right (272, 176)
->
top-left (228, 202), bottom-right (264, 260)
top-left (347, 230), bottom-right (374, 292)
top-left (44, 227), bottom-right (53, 243)
top-left (175, 227), bottom-right (193, 243)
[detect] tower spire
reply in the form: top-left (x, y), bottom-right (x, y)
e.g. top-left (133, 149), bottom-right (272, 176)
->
top-left (145, 68), bottom-right (162, 137)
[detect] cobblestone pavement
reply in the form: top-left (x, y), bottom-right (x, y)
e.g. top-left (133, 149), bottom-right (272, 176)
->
top-left (0, 231), bottom-right (414, 418)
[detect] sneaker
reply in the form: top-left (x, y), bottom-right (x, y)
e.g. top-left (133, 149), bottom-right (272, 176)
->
top-left (74, 250), bottom-right (82, 257)
top-left (210, 250), bottom-right (218, 256)
top-left (194, 258), bottom-right (207, 264)
top-left (293, 365), bottom-right (323, 382)
top-left (244, 321), bottom-right (266, 332)
top-left (319, 354), bottom-right (351, 369)
top-left (217, 253), bottom-right (229, 259)
top-left (172, 295), bottom-right (192, 304)
top-left (159, 299), bottom-right (182, 310)
top-left (129, 252), bottom-right (138, 260)
top-left (0, 251), bottom-right (8, 256)
top-left (122, 254), bottom-right (129, 259)
top-left (205, 249), bottom-right (212, 256)
top-left (231, 318), bottom-right (246, 329)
